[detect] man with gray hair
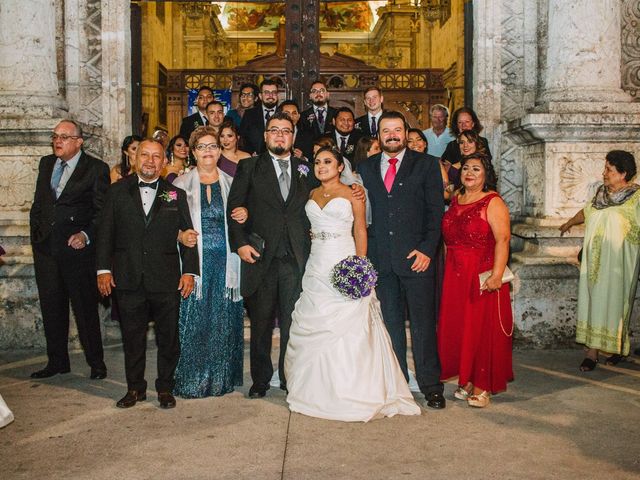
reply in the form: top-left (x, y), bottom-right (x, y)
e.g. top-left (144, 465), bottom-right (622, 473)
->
top-left (30, 119), bottom-right (110, 380)
top-left (422, 104), bottom-right (454, 158)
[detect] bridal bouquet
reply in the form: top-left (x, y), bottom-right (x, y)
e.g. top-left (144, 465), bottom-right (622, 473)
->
top-left (331, 255), bottom-right (378, 300)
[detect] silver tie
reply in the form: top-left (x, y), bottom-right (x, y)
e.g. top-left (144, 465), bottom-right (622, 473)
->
top-left (277, 158), bottom-right (290, 200)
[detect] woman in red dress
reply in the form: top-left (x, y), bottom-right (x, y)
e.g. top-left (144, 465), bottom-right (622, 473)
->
top-left (438, 154), bottom-right (513, 407)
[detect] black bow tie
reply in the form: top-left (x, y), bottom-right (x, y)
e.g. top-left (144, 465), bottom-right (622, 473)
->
top-left (139, 180), bottom-right (158, 189)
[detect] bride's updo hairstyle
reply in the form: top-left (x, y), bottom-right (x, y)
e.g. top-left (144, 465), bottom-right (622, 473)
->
top-left (459, 153), bottom-right (497, 193)
top-left (313, 146), bottom-right (344, 167)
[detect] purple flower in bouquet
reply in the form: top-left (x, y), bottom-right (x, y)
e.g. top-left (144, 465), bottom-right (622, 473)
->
top-left (331, 255), bottom-right (378, 300)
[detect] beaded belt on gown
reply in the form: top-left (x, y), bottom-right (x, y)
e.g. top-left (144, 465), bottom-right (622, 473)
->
top-left (310, 231), bottom-right (343, 240)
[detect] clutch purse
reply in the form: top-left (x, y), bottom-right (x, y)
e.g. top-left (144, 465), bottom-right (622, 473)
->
top-left (479, 266), bottom-right (514, 290)
top-left (247, 232), bottom-right (265, 261)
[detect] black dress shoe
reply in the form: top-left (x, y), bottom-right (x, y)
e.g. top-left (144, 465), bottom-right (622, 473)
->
top-left (248, 383), bottom-right (269, 398)
top-left (30, 366), bottom-right (70, 379)
top-left (425, 391), bottom-right (446, 409)
top-left (158, 392), bottom-right (176, 409)
top-left (90, 368), bottom-right (107, 380)
top-left (280, 383), bottom-right (288, 394)
top-left (116, 390), bottom-right (146, 408)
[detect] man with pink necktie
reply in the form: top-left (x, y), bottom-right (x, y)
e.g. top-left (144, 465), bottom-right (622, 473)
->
top-left (358, 110), bottom-right (446, 410)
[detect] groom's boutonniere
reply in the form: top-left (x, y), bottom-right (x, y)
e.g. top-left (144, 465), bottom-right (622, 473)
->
top-left (159, 190), bottom-right (178, 203)
top-left (297, 164), bottom-right (309, 177)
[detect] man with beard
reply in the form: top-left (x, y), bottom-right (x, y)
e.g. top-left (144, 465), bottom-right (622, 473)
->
top-left (355, 86), bottom-right (385, 138)
top-left (239, 79), bottom-right (280, 155)
top-left (179, 86), bottom-right (214, 141)
top-left (300, 80), bottom-right (337, 139)
top-left (332, 107), bottom-right (362, 163)
top-left (227, 111), bottom-right (318, 398)
top-left (96, 139), bottom-right (198, 409)
top-left (357, 110), bottom-right (446, 410)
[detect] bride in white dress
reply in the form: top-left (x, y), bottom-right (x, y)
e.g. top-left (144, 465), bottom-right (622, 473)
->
top-left (285, 147), bottom-right (420, 422)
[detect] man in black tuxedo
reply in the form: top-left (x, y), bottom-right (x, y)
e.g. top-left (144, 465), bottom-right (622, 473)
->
top-left (278, 100), bottom-right (314, 162)
top-left (238, 79), bottom-right (280, 155)
top-left (178, 86), bottom-right (213, 141)
top-left (96, 139), bottom-right (198, 409)
top-left (227, 111), bottom-right (317, 398)
top-left (355, 86), bottom-right (385, 138)
top-left (29, 120), bottom-right (110, 380)
top-left (332, 107), bottom-right (362, 163)
top-left (299, 80), bottom-right (337, 140)
top-left (358, 111), bottom-right (446, 410)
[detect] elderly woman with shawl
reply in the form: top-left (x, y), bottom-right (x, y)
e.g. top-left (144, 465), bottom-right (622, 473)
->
top-left (560, 150), bottom-right (640, 371)
top-left (172, 126), bottom-right (247, 397)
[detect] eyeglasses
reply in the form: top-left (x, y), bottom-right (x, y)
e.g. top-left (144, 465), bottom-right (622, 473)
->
top-left (240, 92), bottom-right (255, 98)
top-left (266, 128), bottom-right (293, 136)
top-left (310, 88), bottom-right (326, 94)
top-left (51, 134), bottom-right (81, 141)
top-left (195, 143), bottom-right (220, 151)
top-left (262, 90), bottom-right (279, 97)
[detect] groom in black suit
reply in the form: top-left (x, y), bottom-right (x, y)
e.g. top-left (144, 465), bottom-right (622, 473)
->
top-left (30, 120), bottom-right (109, 380)
top-left (96, 139), bottom-right (198, 409)
top-left (227, 111), bottom-right (317, 398)
top-left (358, 111), bottom-right (446, 409)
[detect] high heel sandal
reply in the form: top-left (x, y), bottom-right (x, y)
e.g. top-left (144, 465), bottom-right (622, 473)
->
top-left (467, 391), bottom-right (490, 408)
top-left (454, 387), bottom-right (470, 400)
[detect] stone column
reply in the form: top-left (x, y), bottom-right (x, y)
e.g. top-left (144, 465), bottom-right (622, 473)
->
top-left (0, 0), bottom-right (65, 117)
top-left (540, 0), bottom-right (630, 105)
top-left (500, 0), bottom-right (640, 346)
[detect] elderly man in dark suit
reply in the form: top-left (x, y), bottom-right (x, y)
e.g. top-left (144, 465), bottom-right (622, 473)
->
top-left (29, 119), bottom-right (110, 380)
top-left (358, 111), bottom-right (446, 410)
top-left (227, 111), bottom-right (317, 398)
top-left (96, 139), bottom-right (198, 409)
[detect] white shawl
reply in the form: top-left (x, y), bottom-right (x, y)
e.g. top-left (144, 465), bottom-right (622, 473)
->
top-left (173, 168), bottom-right (242, 302)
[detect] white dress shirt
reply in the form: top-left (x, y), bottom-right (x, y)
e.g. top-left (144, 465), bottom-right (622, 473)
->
top-left (380, 148), bottom-right (407, 181)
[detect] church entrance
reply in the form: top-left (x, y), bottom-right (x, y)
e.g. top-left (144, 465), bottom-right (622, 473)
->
top-left (131, 1), bottom-right (470, 137)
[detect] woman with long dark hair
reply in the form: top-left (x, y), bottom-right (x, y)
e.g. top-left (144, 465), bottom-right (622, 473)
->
top-left (110, 135), bottom-right (142, 183)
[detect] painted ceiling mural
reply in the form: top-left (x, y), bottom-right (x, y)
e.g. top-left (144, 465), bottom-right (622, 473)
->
top-left (215, 2), bottom-right (386, 32)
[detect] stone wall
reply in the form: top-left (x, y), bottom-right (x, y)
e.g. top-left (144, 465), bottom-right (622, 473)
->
top-left (474, 0), bottom-right (640, 348)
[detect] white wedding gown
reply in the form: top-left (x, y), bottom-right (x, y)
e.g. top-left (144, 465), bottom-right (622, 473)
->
top-left (0, 393), bottom-right (14, 428)
top-left (285, 198), bottom-right (421, 422)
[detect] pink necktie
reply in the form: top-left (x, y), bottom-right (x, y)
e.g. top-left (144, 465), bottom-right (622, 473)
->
top-left (384, 158), bottom-right (398, 193)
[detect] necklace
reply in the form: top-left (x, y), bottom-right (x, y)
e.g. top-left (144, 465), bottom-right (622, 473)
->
top-left (322, 192), bottom-right (331, 198)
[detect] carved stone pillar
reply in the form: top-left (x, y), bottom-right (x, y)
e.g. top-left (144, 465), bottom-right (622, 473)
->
top-left (0, 0), bottom-right (65, 118)
top-left (540, 0), bottom-right (630, 105)
top-left (500, 0), bottom-right (640, 346)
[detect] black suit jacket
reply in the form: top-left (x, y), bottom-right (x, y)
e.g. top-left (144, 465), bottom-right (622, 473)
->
top-left (293, 127), bottom-right (314, 162)
top-left (300, 106), bottom-right (337, 139)
top-left (334, 130), bottom-right (363, 163)
top-left (179, 112), bottom-right (207, 142)
top-left (30, 152), bottom-right (110, 256)
top-left (226, 153), bottom-right (318, 297)
top-left (358, 149), bottom-right (444, 276)
top-left (238, 106), bottom-right (269, 155)
top-left (96, 175), bottom-right (199, 292)
top-left (355, 113), bottom-right (383, 138)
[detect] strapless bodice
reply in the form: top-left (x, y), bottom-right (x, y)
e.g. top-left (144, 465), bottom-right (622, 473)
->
top-left (305, 197), bottom-right (353, 235)
top-left (305, 197), bottom-right (355, 270)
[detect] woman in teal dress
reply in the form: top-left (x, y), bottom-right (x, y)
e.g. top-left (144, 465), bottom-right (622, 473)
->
top-left (560, 150), bottom-right (640, 371)
top-left (173, 126), bottom-right (247, 397)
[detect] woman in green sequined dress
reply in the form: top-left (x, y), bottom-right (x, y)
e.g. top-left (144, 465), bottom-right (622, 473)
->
top-left (173, 126), bottom-right (247, 397)
top-left (560, 150), bottom-right (640, 371)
